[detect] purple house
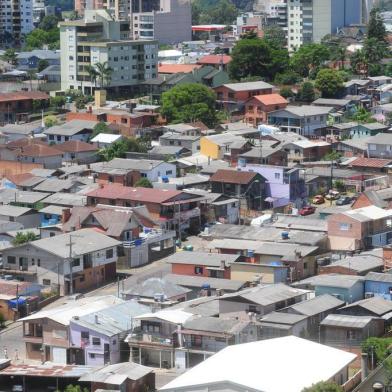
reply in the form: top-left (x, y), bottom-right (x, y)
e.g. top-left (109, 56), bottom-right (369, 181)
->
top-left (237, 164), bottom-right (306, 208)
top-left (69, 300), bottom-right (149, 366)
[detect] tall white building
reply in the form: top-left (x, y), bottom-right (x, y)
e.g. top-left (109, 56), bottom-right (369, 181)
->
top-left (130, 0), bottom-right (192, 44)
top-left (59, 10), bottom-right (158, 94)
top-left (0, 0), bottom-right (33, 44)
top-left (286, 0), bottom-right (363, 50)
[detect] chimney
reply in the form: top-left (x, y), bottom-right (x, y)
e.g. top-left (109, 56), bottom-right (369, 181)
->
top-left (361, 352), bottom-right (368, 381)
top-left (383, 246), bottom-right (392, 270)
top-left (62, 208), bottom-right (71, 224)
top-left (95, 314), bottom-right (99, 324)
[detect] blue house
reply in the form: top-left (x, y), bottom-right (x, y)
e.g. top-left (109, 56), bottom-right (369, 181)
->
top-left (365, 272), bottom-right (392, 300)
top-left (39, 205), bottom-right (64, 227)
top-left (16, 50), bottom-right (60, 71)
top-left (350, 122), bottom-right (389, 139)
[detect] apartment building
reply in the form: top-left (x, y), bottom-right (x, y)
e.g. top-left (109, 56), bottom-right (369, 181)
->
top-left (0, 0), bottom-right (33, 45)
top-left (286, 0), bottom-right (362, 50)
top-left (130, 0), bottom-right (191, 44)
top-left (60, 10), bottom-right (158, 94)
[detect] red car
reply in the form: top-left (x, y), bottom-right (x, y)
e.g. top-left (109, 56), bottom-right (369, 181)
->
top-left (299, 206), bottom-right (316, 216)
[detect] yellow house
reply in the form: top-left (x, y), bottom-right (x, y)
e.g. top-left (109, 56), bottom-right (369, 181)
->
top-left (200, 134), bottom-right (248, 160)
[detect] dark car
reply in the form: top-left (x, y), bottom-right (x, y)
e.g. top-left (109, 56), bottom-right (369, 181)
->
top-left (299, 206), bottom-right (316, 216)
top-left (336, 196), bottom-right (352, 206)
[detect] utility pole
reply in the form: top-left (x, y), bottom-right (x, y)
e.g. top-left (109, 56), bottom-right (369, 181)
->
top-left (67, 234), bottom-right (76, 296)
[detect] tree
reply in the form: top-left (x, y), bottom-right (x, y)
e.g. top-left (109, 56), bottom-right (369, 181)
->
top-left (263, 25), bottom-right (286, 49)
top-left (38, 59), bottom-right (49, 72)
top-left (302, 381), bottom-right (343, 392)
top-left (135, 178), bottom-right (153, 188)
top-left (297, 81), bottom-right (316, 102)
top-left (38, 15), bottom-right (59, 30)
top-left (228, 36), bottom-right (272, 80)
top-left (161, 83), bottom-right (217, 127)
top-left (0, 313), bottom-right (5, 328)
top-left (95, 61), bottom-right (113, 88)
top-left (280, 86), bottom-right (294, 99)
top-left (192, 0), bottom-right (237, 25)
top-left (12, 231), bottom-right (37, 246)
top-left (99, 138), bottom-right (148, 161)
top-left (322, 150), bottom-right (342, 161)
top-left (351, 106), bottom-right (375, 123)
top-left (368, 7), bottom-right (387, 42)
top-left (50, 96), bottom-right (66, 110)
top-left (274, 70), bottom-right (302, 85)
top-left (91, 122), bottom-right (111, 139)
top-left (1, 48), bottom-right (17, 65)
top-left (290, 43), bottom-right (330, 77)
top-left (350, 49), bottom-right (368, 76)
top-left (315, 69), bottom-right (344, 98)
top-left (86, 65), bottom-right (99, 88)
top-left (362, 337), bottom-right (392, 366)
top-left (63, 385), bottom-right (89, 392)
top-left (25, 28), bottom-right (60, 50)
top-left (44, 115), bottom-right (58, 128)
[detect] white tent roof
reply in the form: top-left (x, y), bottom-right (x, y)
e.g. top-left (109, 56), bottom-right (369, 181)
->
top-left (160, 336), bottom-right (356, 392)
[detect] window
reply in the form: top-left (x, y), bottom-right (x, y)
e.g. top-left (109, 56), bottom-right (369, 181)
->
top-left (92, 337), bottom-right (101, 346)
top-left (7, 256), bottom-right (16, 264)
top-left (166, 170), bottom-right (173, 175)
top-left (274, 172), bottom-right (280, 180)
top-left (80, 276), bottom-right (85, 283)
top-left (112, 339), bottom-right (117, 345)
top-left (106, 249), bottom-right (114, 259)
top-left (194, 266), bottom-right (203, 275)
top-left (81, 331), bottom-right (89, 339)
top-left (347, 330), bottom-right (356, 340)
top-left (248, 305), bottom-right (258, 313)
top-left (339, 223), bottom-right (351, 231)
top-left (72, 258), bottom-right (80, 267)
top-left (37, 259), bottom-right (41, 266)
top-left (43, 279), bottom-right (51, 286)
top-left (89, 353), bottom-right (95, 358)
top-left (303, 262), bottom-right (308, 269)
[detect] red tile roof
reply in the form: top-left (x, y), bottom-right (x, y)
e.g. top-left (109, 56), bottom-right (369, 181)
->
top-left (56, 140), bottom-right (98, 153)
top-left (7, 138), bottom-right (47, 149)
top-left (250, 93), bottom-right (288, 106)
top-left (18, 143), bottom-right (62, 157)
top-left (351, 157), bottom-right (392, 169)
top-left (6, 172), bottom-right (35, 186)
top-left (0, 91), bottom-right (49, 103)
top-left (0, 161), bottom-right (43, 177)
top-left (87, 183), bottom-right (182, 204)
top-left (0, 281), bottom-right (32, 297)
top-left (210, 169), bottom-right (259, 185)
top-left (198, 54), bottom-right (232, 65)
top-left (158, 64), bottom-right (202, 74)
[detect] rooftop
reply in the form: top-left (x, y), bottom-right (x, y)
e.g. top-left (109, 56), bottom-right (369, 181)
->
top-left (260, 311), bottom-right (308, 325)
top-left (342, 205), bottom-right (392, 222)
top-left (222, 81), bottom-right (274, 92)
top-left (366, 272), bottom-right (392, 283)
top-left (0, 363), bottom-right (93, 378)
top-left (198, 54), bottom-right (232, 65)
top-left (136, 309), bottom-right (194, 325)
top-left (165, 251), bottom-right (240, 267)
top-left (160, 336), bottom-right (356, 392)
top-left (183, 316), bottom-right (248, 334)
top-left (56, 140), bottom-right (98, 153)
top-left (158, 64), bottom-right (201, 74)
top-left (367, 132), bottom-right (392, 144)
top-left (33, 178), bottom-right (80, 193)
top-left (320, 314), bottom-right (376, 329)
top-left (277, 105), bottom-right (334, 117)
top-left (42, 192), bottom-right (87, 207)
top-left (44, 120), bottom-right (97, 136)
top-left (91, 158), bottom-right (166, 174)
top-left (0, 205), bottom-right (33, 217)
top-left (286, 294), bottom-right (345, 316)
top-left (351, 157), bottom-right (392, 168)
top-left (249, 93), bottom-right (287, 106)
top-left (210, 169), bottom-right (259, 185)
top-left (293, 274), bottom-right (364, 289)
top-left (339, 296), bottom-right (392, 316)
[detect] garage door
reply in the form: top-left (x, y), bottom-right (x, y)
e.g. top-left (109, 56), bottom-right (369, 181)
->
top-left (52, 347), bottom-right (67, 364)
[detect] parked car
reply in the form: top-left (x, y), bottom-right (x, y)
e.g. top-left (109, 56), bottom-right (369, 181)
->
top-left (325, 190), bottom-right (340, 200)
top-left (336, 196), bottom-right (352, 206)
top-left (299, 206), bottom-right (316, 216)
top-left (312, 195), bottom-right (325, 204)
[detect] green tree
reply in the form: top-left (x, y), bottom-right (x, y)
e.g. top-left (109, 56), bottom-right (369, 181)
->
top-left (263, 25), bottom-right (286, 49)
top-left (228, 36), bottom-right (272, 80)
top-left (362, 337), bottom-right (392, 366)
top-left (135, 178), bottom-right (153, 188)
top-left (350, 49), bottom-right (368, 76)
top-left (0, 313), bottom-right (5, 328)
top-left (99, 138), bottom-right (148, 161)
top-left (302, 381), bottom-right (343, 392)
top-left (95, 61), bottom-right (113, 88)
top-left (63, 385), bottom-right (89, 392)
top-left (279, 86), bottom-right (294, 99)
top-left (315, 68), bottom-right (344, 98)
top-left (25, 28), bottom-right (60, 50)
top-left (12, 231), bottom-right (37, 246)
top-left (86, 65), bottom-right (99, 88)
top-left (290, 43), bottom-right (330, 77)
top-left (1, 48), bottom-right (17, 65)
top-left (161, 83), bottom-right (217, 127)
top-left (192, 0), bottom-right (238, 25)
top-left (274, 70), bottom-right (302, 85)
top-left (38, 15), bottom-right (59, 30)
top-left (322, 150), bottom-right (342, 161)
top-left (50, 96), bottom-right (66, 110)
top-left (351, 106), bottom-right (375, 123)
top-left (38, 59), bottom-right (49, 72)
top-left (368, 7), bottom-right (387, 42)
top-left (91, 122), bottom-right (111, 139)
top-left (297, 81), bottom-right (316, 102)
top-left (44, 115), bottom-right (58, 128)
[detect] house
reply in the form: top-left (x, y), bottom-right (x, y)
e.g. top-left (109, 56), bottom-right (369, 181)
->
top-left (337, 137), bottom-right (370, 158)
top-left (33, 178), bottom-right (84, 194)
top-left (176, 315), bottom-right (258, 369)
top-left (352, 189), bottom-right (391, 209)
top-left (214, 81), bottom-right (274, 111)
top-left (0, 123), bottom-right (42, 141)
top-left (268, 105), bottom-right (333, 136)
top-left (312, 98), bottom-right (353, 111)
top-left (368, 76), bottom-right (392, 88)
top-left (293, 274), bottom-right (365, 303)
top-left (55, 140), bottom-right (98, 164)
top-left (41, 192), bottom-right (87, 208)
top-left (364, 272), bottom-right (392, 300)
top-left (162, 123), bottom-right (205, 137)
top-left (0, 189), bottom-right (49, 209)
top-left (121, 278), bottom-right (191, 308)
top-left (200, 133), bottom-right (251, 162)
top-left (164, 274), bottom-right (246, 298)
top-left (36, 64), bottom-right (61, 83)
top-left (166, 251), bottom-right (241, 279)
top-left (197, 54), bottom-right (232, 70)
top-left (283, 294), bottom-right (345, 339)
top-left (367, 133), bottom-right (392, 159)
top-left (127, 309), bottom-right (194, 368)
top-left (90, 133), bottom-right (123, 148)
top-left (218, 284), bottom-right (308, 316)
top-left (160, 336), bottom-right (356, 392)
top-left (2, 228), bottom-right (121, 295)
top-left (238, 144), bottom-right (288, 166)
top-left (78, 362), bottom-right (155, 392)
top-left (2, 173), bottom-right (46, 191)
top-left (327, 122), bottom-right (358, 139)
top-left (0, 205), bottom-right (40, 229)
top-left (20, 295), bottom-right (124, 363)
top-left (350, 123), bottom-right (389, 139)
top-left (0, 91), bottom-right (49, 124)
top-left (349, 157), bottom-right (392, 175)
top-left (244, 94), bottom-right (288, 126)
top-left (259, 311), bottom-right (308, 339)
top-left (159, 133), bottom-right (200, 154)
top-left (69, 300), bottom-right (150, 366)
top-left (282, 139), bottom-right (331, 164)
top-left (320, 314), bottom-right (384, 347)
top-left (154, 174), bottom-right (210, 191)
top-left (86, 184), bottom-right (204, 235)
top-left (91, 158), bottom-right (177, 184)
top-left (327, 205), bottom-right (392, 251)
top-left (215, 122), bottom-right (259, 137)
top-left (210, 169), bottom-right (265, 211)
top-left (44, 120), bottom-right (98, 144)
top-left (16, 49), bottom-right (60, 70)
top-left (344, 79), bottom-right (370, 95)
top-left (319, 249), bottom-right (384, 276)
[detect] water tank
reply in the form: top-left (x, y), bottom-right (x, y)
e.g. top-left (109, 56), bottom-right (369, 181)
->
top-left (281, 231), bottom-right (289, 240)
top-left (202, 283), bottom-right (211, 290)
top-left (238, 158), bottom-right (246, 167)
top-left (247, 250), bottom-right (254, 257)
top-left (162, 176), bottom-right (169, 183)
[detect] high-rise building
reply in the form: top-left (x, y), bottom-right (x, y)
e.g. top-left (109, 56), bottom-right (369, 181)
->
top-left (59, 10), bottom-right (158, 94)
top-left (130, 0), bottom-right (192, 44)
top-left (286, 0), bottom-right (362, 50)
top-left (0, 0), bottom-right (33, 45)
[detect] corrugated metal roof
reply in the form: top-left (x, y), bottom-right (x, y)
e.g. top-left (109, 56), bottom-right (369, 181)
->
top-left (165, 251), bottom-right (240, 267)
top-left (320, 314), bottom-right (376, 328)
top-left (340, 296), bottom-right (392, 316)
top-left (260, 311), bottom-right (307, 325)
top-left (287, 294), bottom-right (344, 316)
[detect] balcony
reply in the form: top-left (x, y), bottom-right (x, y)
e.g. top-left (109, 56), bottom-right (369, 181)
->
top-left (128, 332), bottom-right (174, 347)
top-left (160, 207), bottom-right (200, 221)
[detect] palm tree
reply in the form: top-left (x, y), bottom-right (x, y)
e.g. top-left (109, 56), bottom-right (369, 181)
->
top-left (333, 45), bottom-right (346, 70)
top-left (95, 62), bottom-right (113, 88)
top-left (86, 65), bottom-right (99, 92)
